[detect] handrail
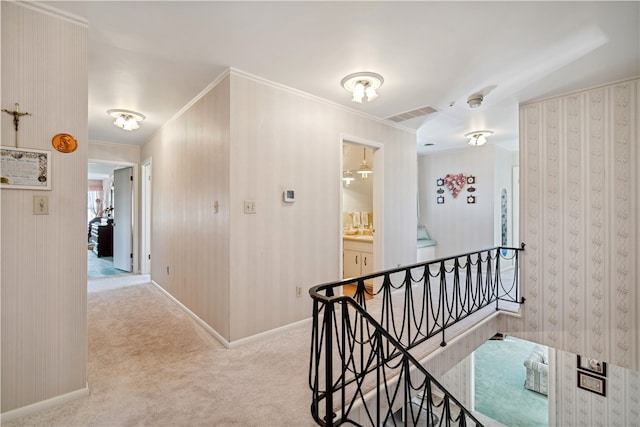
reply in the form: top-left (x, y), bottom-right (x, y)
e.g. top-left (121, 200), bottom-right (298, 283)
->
top-left (308, 244), bottom-right (525, 426)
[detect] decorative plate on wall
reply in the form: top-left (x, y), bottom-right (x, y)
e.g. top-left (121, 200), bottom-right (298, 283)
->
top-left (52, 133), bottom-right (77, 153)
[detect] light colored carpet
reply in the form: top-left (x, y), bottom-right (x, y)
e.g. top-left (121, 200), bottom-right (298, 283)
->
top-left (5, 275), bottom-right (316, 427)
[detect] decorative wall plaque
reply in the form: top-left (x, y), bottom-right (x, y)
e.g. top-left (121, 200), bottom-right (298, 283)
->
top-left (0, 146), bottom-right (51, 190)
top-left (52, 133), bottom-right (77, 153)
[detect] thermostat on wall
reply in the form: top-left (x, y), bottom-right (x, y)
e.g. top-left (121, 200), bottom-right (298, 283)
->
top-left (283, 190), bottom-right (295, 203)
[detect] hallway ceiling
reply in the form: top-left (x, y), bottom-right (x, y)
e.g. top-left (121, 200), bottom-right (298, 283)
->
top-left (44, 1), bottom-right (639, 155)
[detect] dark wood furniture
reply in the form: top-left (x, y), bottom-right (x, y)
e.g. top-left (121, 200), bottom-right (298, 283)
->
top-left (90, 221), bottom-right (113, 257)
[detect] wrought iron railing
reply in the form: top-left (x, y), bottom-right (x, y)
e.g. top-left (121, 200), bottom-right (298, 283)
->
top-left (308, 245), bottom-right (524, 426)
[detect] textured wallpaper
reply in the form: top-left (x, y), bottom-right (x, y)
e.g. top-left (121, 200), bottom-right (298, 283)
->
top-left (512, 79), bottom-right (638, 370)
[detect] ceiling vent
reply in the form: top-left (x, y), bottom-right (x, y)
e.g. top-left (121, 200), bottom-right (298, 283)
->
top-left (386, 105), bottom-right (438, 122)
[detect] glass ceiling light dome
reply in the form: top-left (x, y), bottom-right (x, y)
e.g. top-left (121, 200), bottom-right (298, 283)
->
top-left (341, 72), bottom-right (384, 103)
top-left (107, 109), bottom-right (145, 131)
top-left (465, 130), bottom-right (493, 146)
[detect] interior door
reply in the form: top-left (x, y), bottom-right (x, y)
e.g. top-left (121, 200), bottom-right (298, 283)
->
top-left (113, 167), bottom-right (133, 272)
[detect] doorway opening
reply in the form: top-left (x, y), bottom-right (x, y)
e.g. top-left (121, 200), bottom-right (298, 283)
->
top-left (88, 161), bottom-right (135, 279)
top-left (340, 137), bottom-right (383, 299)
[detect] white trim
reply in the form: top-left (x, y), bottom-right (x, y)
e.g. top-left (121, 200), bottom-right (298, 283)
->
top-left (151, 280), bottom-right (230, 347)
top-left (167, 70), bottom-right (231, 125)
top-left (145, 69), bottom-right (232, 144)
top-left (227, 317), bottom-right (312, 349)
top-left (140, 159), bottom-right (152, 275)
top-left (521, 76), bottom-right (640, 106)
top-left (0, 385), bottom-right (89, 423)
top-left (340, 134), bottom-right (385, 289)
top-left (145, 65), bottom-right (415, 149)
top-left (13, 1), bottom-right (88, 27)
top-left (151, 280), bottom-right (311, 349)
top-left (88, 139), bottom-right (143, 150)
top-left (230, 68), bottom-right (416, 134)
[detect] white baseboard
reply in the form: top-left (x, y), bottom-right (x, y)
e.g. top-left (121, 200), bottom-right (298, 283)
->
top-left (227, 317), bottom-right (311, 349)
top-left (151, 280), bottom-right (231, 347)
top-left (150, 280), bottom-right (311, 349)
top-left (0, 385), bottom-right (89, 423)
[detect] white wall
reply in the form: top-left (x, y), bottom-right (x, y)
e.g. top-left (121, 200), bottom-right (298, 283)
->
top-left (142, 69), bottom-right (416, 344)
top-left (141, 75), bottom-right (231, 340)
top-left (418, 145), bottom-right (515, 258)
top-left (507, 78), bottom-right (639, 371)
top-left (1, 2), bottom-right (88, 413)
top-left (228, 71), bottom-right (417, 341)
top-left (343, 179), bottom-right (373, 216)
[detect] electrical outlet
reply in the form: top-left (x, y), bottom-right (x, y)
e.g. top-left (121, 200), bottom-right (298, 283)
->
top-left (33, 195), bottom-right (49, 215)
top-left (244, 200), bottom-right (256, 214)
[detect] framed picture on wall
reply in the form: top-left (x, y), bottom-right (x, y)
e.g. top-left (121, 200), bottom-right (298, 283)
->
top-left (577, 355), bottom-right (607, 376)
top-left (436, 178), bottom-right (444, 186)
top-left (577, 371), bottom-right (606, 396)
top-left (437, 195), bottom-right (444, 204)
top-left (0, 146), bottom-right (51, 190)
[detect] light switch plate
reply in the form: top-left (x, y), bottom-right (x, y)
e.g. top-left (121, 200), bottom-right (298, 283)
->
top-left (33, 195), bottom-right (49, 215)
top-left (243, 200), bottom-right (256, 214)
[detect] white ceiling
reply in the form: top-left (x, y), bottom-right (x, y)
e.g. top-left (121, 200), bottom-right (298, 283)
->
top-left (44, 1), bottom-right (639, 157)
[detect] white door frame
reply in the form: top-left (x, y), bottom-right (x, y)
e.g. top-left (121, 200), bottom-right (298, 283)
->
top-left (340, 134), bottom-right (384, 289)
top-left (88, 159), bottom-right (139, 274)
top-left (141, 159), bottom-right (152, 275)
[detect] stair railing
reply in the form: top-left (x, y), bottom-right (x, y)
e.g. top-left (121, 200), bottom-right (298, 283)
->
top-left (308, 245), bottom-right (524, 426)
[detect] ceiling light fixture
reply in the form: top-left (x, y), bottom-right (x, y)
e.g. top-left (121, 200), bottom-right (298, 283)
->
top-left (107, 109), bottom-right (145, 131)
top-left (342, 170), bottom-right (355, 186)
top-left (467, 94), bottom-right (483, 108)
top-left (341, 72), bottom-right (384, 103)
top-left (357, 147), bottom-right (373, 178)
top-left (465, 130), bottom-right (493, 146)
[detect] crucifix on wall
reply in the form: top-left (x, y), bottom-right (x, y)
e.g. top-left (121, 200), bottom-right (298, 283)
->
top-left (2, 103), bottom-right (32, 148)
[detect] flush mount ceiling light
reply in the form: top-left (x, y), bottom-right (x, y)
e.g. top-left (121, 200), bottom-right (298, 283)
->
top-left (107, 109), bottom-right (145, 131)
top-left (341, 72), bottom-right (384, 103)
top-left (465, 130), bottom-right (493, 146)
top-left (467, 94), bottom-right (484, 108)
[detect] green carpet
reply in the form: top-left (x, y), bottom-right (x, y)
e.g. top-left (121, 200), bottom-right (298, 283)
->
top-left (474, 336), bottom-right (548, 427)
top-left (88, 250), bottom-right (127, 279)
